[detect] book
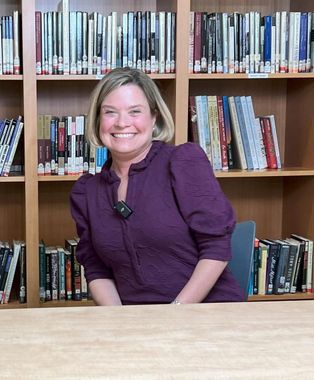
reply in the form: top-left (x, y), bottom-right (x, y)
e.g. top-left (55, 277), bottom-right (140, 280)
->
top-left (259, 239), bottom-right (280, 295)
top-left (2, 240), bottom-right (21, 304)
top-left (272, 240), bottom-right (290, 294)
top-left (18, 242), bottom-right (26, 303)
top-left (65, 239), bottom-right (81, 301)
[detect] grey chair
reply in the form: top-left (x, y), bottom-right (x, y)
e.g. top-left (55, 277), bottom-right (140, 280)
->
top-left (228, 220), bottom-right (256, 300)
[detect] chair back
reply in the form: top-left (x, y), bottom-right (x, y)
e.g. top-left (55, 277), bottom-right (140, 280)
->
top-left (228, 220), bottom-right (256, 300)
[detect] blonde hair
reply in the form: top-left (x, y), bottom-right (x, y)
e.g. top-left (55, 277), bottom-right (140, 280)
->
top-left (87, 67), bottom-right (174, 146)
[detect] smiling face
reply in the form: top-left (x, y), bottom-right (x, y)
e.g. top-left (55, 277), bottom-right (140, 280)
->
top-left (99, 84), bottom-right (157, 162)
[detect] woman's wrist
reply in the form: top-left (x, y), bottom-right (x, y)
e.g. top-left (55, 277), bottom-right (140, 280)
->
top-left (171, 299), bottom-right (181, 305)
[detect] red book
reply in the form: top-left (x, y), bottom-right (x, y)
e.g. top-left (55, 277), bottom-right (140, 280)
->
top-left (35, 11), bottom-right (42, 74)
top-left (216, 96), bottom-right (229, 170)
top-left (193, 12), bottom-right (202, 73)
top-left (259, 116), bottom-right (277, 169)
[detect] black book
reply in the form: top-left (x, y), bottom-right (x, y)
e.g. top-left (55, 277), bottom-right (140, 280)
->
top-left (260, 239), bottom-right (280, 295)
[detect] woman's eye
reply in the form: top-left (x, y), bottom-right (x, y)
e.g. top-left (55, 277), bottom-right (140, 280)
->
top-left (130, 110), bottom-right (141, 115)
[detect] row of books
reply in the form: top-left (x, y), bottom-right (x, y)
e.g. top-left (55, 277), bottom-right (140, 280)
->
top-left (0, 12), bottom-right (21, 75)
top-left (0, 241), bottom-right (26, 304)
top-left (38, 114), bottom-right (108, 176)
top-left (0, 117), bottom-right (24, 177)
top-left (249, 234), bottom-right (313, 296)
top-left (189, 11), bottom-right (314, 74)
top-left (189, 95), bottom-right (281, 171)
top-left (35, 7), bottom-right (176, 76)
top-left (39, 239), bottom-right (90, 302)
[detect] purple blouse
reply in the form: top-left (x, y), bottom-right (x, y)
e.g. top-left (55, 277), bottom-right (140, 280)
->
top-left (70, 141), bottom-right (245, 304)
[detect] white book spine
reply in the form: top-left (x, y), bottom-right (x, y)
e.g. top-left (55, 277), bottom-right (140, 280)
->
top-left (13, 10), bottom-right (20, 74)
top-left (249, 12), bottom-right (255, 73)
top-left (288, 12), bottom-right (295, 73)
top-left (245, 96), bottom-right (266, 170)
top-left (222, 13), bottom-right (229, 73)
top-left (158, 11), bottom-right (165, 74)
top-left (195, 96), bottom-right (207, 155)
top-left (240, 96), bottom-right (259, 170)
top-left (280, 11), bottom-right (287, 72)
top-left (254, 12), bottom-right (261, 73)
top-left (165, 12), bottom-right (171, 73)
top-left (275, 12), bottom-right (281, 73)
top-left (122, 13), bottom-right (128, 68)
top-left (62, 0), bottom-right (70, 74)
top-left (111, 12), bottom-right (117, 70)
top-left (69, 11), bottom-right (77, 74)
top-left (271, 22), bottom-right (276, 73)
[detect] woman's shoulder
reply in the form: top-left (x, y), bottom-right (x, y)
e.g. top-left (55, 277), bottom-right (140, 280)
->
top-left (168, 142), bottom-right (208, 162)
top-left (71, 173), bottom-right (100, 195)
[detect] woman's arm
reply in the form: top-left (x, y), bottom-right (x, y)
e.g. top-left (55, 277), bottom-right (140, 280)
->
top-left (174, 259), bottom-right (228, 304)
top-left (89, 278), bottom-right (122, 306)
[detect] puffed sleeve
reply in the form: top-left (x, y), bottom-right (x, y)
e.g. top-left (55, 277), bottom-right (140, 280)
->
top-left (70, 174), bottom-right (113, 282)
top-left (170, 143), bottom-right (236, 261)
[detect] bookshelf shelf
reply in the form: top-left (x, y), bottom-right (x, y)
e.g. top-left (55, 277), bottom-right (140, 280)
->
top-left (215, 168), bottom-right (314, 178)
top-left (249, 293), bottom-right (314, 302)
top-left (189, 73), bottom-right (314, 80)
top-left (1, 0), bottom-right (313, 307)
top-left (39, 300), bottom-right (95, 308)
top-left (36, 74), bottom-right (176, 81)
top-left (0, 75), bottom-right (23, 81)
top-left (38, 175), bottom-right (80, 182)
top-left (0, 176), bottom-right (25, 183)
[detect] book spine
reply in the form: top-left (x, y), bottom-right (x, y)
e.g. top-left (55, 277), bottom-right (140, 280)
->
top-left (19, 242), bottom-right (26, 303)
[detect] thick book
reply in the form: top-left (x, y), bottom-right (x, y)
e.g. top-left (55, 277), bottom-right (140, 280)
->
top-left (259, 239), bottom-right (280, 295)
top-left (65, 239), bottom-right (81, 301)
top-left (272, 240), bottom-right (290, 294)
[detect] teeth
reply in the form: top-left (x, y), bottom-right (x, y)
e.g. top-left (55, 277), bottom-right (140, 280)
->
top-left (112, 133), bottom-right (134, 138)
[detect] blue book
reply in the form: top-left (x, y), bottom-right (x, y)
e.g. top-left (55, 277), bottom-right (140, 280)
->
top-left (234, 96), bottom-right (254, 169)
top-left (299, 12), bottom-right (308, 72)
top-left (263, 15), bottom-right (272, 73)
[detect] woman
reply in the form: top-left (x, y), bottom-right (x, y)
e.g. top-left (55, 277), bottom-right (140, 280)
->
top-left (70, 67), bottom-right (244, 305)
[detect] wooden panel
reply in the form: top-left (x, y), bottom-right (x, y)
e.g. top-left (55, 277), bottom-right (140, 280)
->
top-left (190, 0), bottom-right (291, 13)
top-left (285, 79), bottom-right (314, 167)
top-left (0, 82), bottom-right (23, 118)
top-left (39, 182), bottom-right (77, 246)
top-left (37, 81), bottom-right (95, 116)
top-left (189, 79), bottom-right (287, 163)
top-left (36, 0), bottom-right (157, 13)
top-left (0, 183), bottom-right (25, 240)
top-left (0, 1), bottom-right (21, 13)
top-left (219, 177), bottom-right (284, 238)
top-left (290, 0), bottom-right (314, 12)
top-left (282, 177), bottom-right (314, 240)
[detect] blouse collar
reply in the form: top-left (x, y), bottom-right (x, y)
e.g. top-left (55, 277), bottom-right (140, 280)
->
top-left (101, 140), bottom-right (164, 183)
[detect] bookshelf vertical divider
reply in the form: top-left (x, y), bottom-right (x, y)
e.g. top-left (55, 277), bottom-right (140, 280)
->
top-left (22, 0), bottom-right (40, 307)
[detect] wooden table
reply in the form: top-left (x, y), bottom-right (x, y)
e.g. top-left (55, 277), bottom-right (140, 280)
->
top-left (1, 301), bottom-right (314, 379)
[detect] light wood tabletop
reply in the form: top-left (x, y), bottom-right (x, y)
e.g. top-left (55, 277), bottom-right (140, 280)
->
top-left (1, 301), bottom-right (314, 379)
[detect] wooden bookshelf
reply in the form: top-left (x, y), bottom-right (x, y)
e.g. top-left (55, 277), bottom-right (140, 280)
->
top-left (0, 0), bottom-right (313, 308)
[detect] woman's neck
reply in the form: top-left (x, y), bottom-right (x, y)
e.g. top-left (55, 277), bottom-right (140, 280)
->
top-left (111, 143), bottom-right (152, 179)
